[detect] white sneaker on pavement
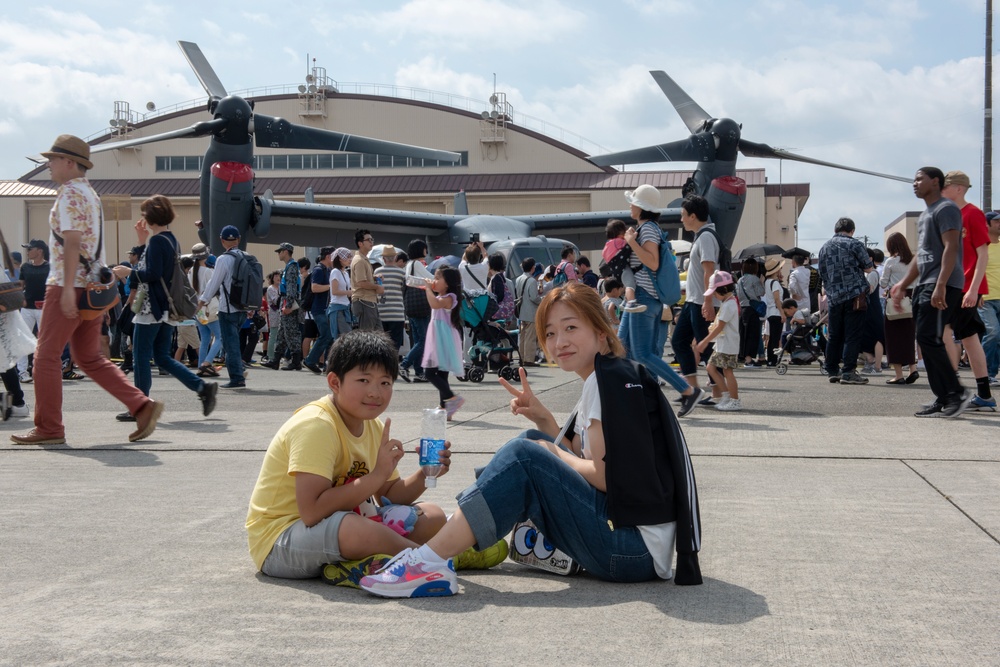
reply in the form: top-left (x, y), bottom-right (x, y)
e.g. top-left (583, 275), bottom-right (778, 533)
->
top-left (717, 398), bottom-right (743, 411)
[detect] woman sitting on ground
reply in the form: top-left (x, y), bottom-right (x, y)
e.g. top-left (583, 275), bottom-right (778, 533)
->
top-left (360, 282), bottom-right (702, 598)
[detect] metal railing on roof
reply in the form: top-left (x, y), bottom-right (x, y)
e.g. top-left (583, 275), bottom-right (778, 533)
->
top-left (86, 82), bottom-right (609, 156)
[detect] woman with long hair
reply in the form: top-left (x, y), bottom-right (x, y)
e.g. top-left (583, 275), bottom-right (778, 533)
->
top-left (327, 248), bottom-right (354, 343)
top-left (360, 283), bottom-right (701, 598)
top-left (880, 233), bottom-right (918, 384)
top-left (263, 270), bottom-right (282, 363)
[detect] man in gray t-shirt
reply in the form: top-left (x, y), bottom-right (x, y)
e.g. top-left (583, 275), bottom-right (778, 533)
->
top-left (671, 195), bottom-right (719, 387)
top-left (890, 167), bottom-right (969, 417)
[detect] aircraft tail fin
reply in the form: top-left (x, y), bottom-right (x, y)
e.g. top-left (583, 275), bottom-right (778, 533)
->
top-left (454, 191), bottom-right (469, 216)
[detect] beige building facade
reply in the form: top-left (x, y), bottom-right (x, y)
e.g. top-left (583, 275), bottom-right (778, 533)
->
top-left (2, 89), bottom-right (808, 267)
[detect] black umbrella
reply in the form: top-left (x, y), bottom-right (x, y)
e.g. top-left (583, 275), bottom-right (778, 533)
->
top-left (781, 246), bottom-right (811, 259)
top-left (733, 243), bottom-right (785, 261)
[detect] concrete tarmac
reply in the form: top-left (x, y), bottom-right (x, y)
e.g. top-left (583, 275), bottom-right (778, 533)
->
top-left (1, 359), bottom-right (998, 666)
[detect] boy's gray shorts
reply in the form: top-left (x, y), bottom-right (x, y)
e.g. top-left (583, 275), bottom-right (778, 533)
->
top-left (260, 511), bottom-right (351, 579)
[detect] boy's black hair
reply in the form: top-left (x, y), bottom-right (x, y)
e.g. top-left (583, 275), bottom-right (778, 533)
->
top-left (297, 257), bottom-right (311, 270)
top-left (681, 194), bottom-right (709, 222)
top-left (714, 283), bottom-right (735, 295)
top-left (324, 329), bottom-right (400, 379)
top-left (561, 246), bottom-right (576, 260)
top-left (521, 257), bottom-right (536, 273)
top-left (577, 256), bottom-right (591, 268)
top-left (604, 278), bottom-right (623, 291)
top-left (395, 251), bottom-right (409, 264)
top-left (781, 298), bottom-right (798, 310)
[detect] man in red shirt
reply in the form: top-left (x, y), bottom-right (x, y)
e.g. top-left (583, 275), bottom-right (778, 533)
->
top-left (942, 170), bottom-right (995, 410)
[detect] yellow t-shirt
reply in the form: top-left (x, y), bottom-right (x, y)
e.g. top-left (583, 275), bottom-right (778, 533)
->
top-left (984, 241), bottom-right (1000, 301)
top-left (245, 397), bottom-right (398, 570)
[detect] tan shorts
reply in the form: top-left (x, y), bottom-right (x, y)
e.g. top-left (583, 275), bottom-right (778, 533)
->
top-left (708, 351), bottom-right (738, 369)
top-left (175, 324), bottom-right (200, 350)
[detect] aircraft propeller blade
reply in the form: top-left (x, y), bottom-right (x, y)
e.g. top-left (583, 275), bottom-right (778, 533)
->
top-left (90, 118), bottom-right (229, 154)
top-left (589, 134), bottom-right (716, 167)
top-left (178, 41), bottom-right (228, 103)
top-left (252, 114), bottom-right (461, 162)
top-left (737, 139), bottom-right (911, 183)
top-left (650, 70), bottom-right (713, 134)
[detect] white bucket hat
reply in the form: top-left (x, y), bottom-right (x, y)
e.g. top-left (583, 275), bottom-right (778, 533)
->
top-left (624, 184), bottom-right (661, 212)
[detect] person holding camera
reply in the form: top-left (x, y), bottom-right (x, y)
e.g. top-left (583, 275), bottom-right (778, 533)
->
top-left (12, 135), bottom-right (163, 445)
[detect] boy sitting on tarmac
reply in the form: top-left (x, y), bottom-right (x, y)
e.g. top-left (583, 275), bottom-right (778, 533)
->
top-left (246, 329), bottom-right (506, 588)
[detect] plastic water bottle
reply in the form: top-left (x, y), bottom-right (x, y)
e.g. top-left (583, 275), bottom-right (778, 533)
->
top-left (419, 408), bottom-right (447, 488)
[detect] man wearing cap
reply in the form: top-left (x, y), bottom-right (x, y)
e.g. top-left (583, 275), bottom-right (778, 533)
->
top-left (980, 211), bottom-right (1000, 385)
top-left (264, 242), bottom-right (303, 370)
top-left (350, 229), bottom-right (384, 331)
top-left (12, 135), bottom-right (163, 445)
top-left (198, 225), bottom-right (248, 388)
top-left (941, 170), bottom-right (996, 410)
top-left (302, 247), bottom-right (335, 374)
top-left (818, 217), bottom-right (873, 385)
top-left (16, 239), bottom-right (50, 383)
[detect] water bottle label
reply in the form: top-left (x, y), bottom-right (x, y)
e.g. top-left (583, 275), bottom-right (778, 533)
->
top-left (419, 438), bottom-right (445, 466)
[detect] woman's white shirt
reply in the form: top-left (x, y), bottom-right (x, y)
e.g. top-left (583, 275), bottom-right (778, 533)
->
top-left (763, 277), bottom-right (783, 318)
top-left (329, 268), bottom-right (351, 306)
top-left (459, 260), bottom-right (489, 296)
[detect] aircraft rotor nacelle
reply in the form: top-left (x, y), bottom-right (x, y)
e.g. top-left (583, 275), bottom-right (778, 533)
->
top-left (207, 161), bottom-right (255, 254)
top-left (705, 176), bottom-right (747, 250)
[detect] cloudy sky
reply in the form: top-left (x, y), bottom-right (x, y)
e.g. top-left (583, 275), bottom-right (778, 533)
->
top-left (0, 0), bottom-right (992, 253)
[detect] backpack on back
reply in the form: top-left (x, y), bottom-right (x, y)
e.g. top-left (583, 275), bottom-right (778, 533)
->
top-left (159, 237), bottom-right (199, 322)
top-left (640, 223), bottom-right (682, 306)
top-left (694, 226), bottom-right (733, 273)
top-left (552, 261), bottom-right (569, 287)
top-left (225, 248), bottom-right (264, 311)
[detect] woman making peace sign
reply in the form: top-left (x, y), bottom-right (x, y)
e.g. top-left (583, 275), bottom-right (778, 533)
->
top-left (361, 283), bottom-right (702, 598)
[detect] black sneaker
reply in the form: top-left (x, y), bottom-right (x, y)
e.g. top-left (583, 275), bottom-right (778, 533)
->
top-left (940, 390), bottom-right (974, 418)
top-left (828, 374), bottom-right (841, 383)
top-left (199, 381), bottom-right (218, 417)
top-left (839, 372), bottom-right (868, 385)
top-left (221, 380), bottom-right (246, 389)
top-left (698, 395), bottom-right (717, 406)
top-left (398, 366), bottom-right (412, 383)
top-left (678, 387), bottom-right (703, 418)
top-left (116, 412), bottom-right (137, 422)
top-left (303, 361), bottom-right (323, 375)
top-left (413, 374), bottom-right (429, 383)
top-left (914, 401), bottom-right (943, 418)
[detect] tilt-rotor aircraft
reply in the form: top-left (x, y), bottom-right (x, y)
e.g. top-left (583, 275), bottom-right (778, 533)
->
top-left (86, 41), bottom-right (462, 256)
top-left (588, 71), bottom-right (911, 249)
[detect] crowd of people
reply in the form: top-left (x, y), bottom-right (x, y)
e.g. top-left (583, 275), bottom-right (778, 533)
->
top-left (7, 135), bottom-right (996, 602)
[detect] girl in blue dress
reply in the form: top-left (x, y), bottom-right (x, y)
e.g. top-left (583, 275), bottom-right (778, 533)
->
top-left (421, 267), bottom-right (465, 420)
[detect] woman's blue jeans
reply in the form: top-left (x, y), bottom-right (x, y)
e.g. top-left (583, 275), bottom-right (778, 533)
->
top-left (326, 304), bottom-right (352, 340)
top-left (196, 320), bottom-right (223, 367)
top-left (456, 430), bottom-right (656, 583)
top-left (618, 288), bottom-right (690, 394)
top-left (133, 321), bottom-right (205, 397)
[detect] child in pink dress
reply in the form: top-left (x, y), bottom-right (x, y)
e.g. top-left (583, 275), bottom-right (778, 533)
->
top-left (421, 267), bottom-right (465, 420)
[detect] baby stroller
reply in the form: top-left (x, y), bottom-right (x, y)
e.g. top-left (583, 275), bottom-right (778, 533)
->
top-left (461, 292), bottom-right (521, 383)
top-left (774, 312), bottom-right (828, 376)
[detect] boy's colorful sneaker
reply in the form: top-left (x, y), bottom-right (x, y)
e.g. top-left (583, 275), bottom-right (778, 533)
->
top-left (454, 539), bottom-right (508, 570)
top-left (360, 548), bottom-right (458, 598)
top-left (622, 300), bottom-right (647, 313)
top-left (322, 554), bottom-right (392, 589)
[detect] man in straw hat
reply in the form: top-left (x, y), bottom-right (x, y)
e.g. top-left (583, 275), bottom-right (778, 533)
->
top-left (12, 135), bottom-right (164, 445)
